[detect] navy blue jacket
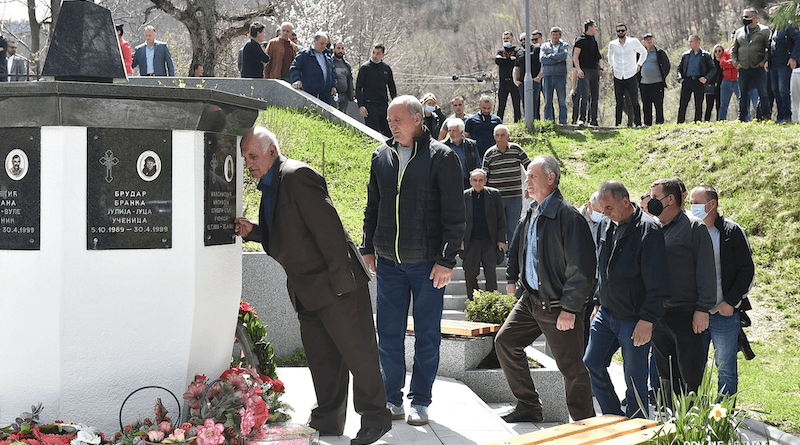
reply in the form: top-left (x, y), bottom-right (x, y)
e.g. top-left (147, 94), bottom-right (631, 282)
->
top-left (769, 26), bottom-right (800, 68)
top-left (360, 127), bottom-right (465, 268)
top-left (240, 39), bottom-right (270, 78)
top-left (596, 204), bottom-right (669, 323)
top-left (290, 46), bottom-right (337, 95)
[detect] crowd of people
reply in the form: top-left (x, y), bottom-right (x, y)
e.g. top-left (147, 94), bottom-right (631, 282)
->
top-left (235, 87), bottom-right (757, 444)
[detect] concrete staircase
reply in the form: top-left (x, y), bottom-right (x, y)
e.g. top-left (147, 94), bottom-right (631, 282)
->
top-left (443, 259), bottom-right (508, 320)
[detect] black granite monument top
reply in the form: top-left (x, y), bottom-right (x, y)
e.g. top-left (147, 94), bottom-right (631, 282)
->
top-left (42, 0), bottom-right (127, 82)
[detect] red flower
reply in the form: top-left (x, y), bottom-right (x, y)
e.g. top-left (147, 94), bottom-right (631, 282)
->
top-left (239, 301), bottom-right (253, 315)
top-left (251, 399), bottom-right (269, 430)
top-left (219, 365), bottom-right (245, 380)
top-left (271, 379), bottom-right (285, 393)
top-left (184, 379), bottom-right (208, 410)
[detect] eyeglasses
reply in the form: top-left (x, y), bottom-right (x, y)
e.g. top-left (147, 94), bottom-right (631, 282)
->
top-left (714, 49), bottom-right (723, 53)
top-left (616, 30), bottom-right (627, 34)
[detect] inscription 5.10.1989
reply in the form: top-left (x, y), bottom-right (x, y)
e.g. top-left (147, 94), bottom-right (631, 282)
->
top-left (87, 128), bottom-right (172, 250)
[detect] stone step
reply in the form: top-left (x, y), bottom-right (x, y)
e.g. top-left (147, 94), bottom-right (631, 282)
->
top-left (442, 309), bottom-right (466, 320)
top-left (449, 266), bottom-right (507, 281)
top-left (443, 294), bottom-right (467, 310)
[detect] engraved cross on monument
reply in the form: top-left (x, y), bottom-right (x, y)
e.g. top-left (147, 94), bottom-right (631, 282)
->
top-left (210, 153), bottom-right (218, 184)
top-left (99, 150), bottom-right (118, 183)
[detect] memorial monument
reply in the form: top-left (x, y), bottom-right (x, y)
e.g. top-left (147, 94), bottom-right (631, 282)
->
top-left (0, 1), bottom-right (266, 433)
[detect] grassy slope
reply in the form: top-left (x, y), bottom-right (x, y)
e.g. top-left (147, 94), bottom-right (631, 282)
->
top-left (246, 107), bottom-right (800, 434)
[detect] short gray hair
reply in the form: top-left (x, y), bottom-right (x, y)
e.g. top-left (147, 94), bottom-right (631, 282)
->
top-left (598, 181), bottom-right (629, 201)
top-left (493, 124), bottom-right (509, 135)
top-left (532, 155), bottom-right (561, 186)
top-left (469, 168), bottom-right (487, 179)
top-left (589, 191), bottom-right (600, 204)
top-left (245, 126), bottom-right (281, 154)
top-left (144, 25), bottom-right (156, 33)
top-left (389, 95), bottom-right (424, 121)
top-left (447, 118), bottom-right (465, 132)
top-left (479, 95), bottom-right (494, 105)
top-left (280, 22), bottom-right (293, 29)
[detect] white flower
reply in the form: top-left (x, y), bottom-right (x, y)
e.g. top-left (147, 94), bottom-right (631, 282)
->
top-left (70, 429), bottom-right (102, 445)
top-left (708, 403), bottom-right (727, 421)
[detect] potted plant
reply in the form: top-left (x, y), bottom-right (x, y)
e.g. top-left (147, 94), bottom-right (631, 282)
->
top-left (1, 403), bottom-right (106, 445)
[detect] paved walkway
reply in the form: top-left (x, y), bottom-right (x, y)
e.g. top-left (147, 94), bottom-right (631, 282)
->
top-left (276, 365), bottom-right (790, 445)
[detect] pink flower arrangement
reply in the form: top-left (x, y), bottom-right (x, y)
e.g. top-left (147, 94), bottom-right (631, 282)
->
top-left (195, 420), bottom-right (224, 445)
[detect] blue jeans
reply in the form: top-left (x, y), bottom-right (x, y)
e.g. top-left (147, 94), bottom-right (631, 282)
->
top-left (376, 258), bottom-right (444, 407)
top-left (703, 311), bottom-right (740, 397)
top-left (771, 65), bottom-right (793, 122)
top-left (737, 68), bottom-right (769, 121)
top-left (584, 307), bottom-right (651, 418)
top-left (542, 75), bottom-right (567, 124)
top-left (719, 79), bottom-right (740, 120)
top-left (502, 196), bottom-right (523, 246)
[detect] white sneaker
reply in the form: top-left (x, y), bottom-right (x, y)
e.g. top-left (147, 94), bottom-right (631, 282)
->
top-left (407, 405), bottom-right (428, 426)
top-left (387, 402), bottom-right (404, 420)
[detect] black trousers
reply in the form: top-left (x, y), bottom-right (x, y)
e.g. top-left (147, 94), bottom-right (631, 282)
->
top-left (495, 289), bottom-right (595, 420)
top-left (298, 283), bottom-right (392, 434)
top-left (677, 78), bottom-right (704, 123)
top-left (462, 238), bottom-right (498, 297)
top-left (614, 76), bottom-right (641, 126)
top-left (498, 79), bottom-right (522, 122)
top-left (578, 69), bottom-right (600, 125)
top-left (703, 91), bottom-right (720, 121)
top-left (640, 82), bottom-right (665, 125)
top-left (652, 310), bottom-right (707, 405)
top-left (363, 101), bottom-right (391, 138)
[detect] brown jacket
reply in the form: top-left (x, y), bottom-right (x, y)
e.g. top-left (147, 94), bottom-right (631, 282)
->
top-left (264, 37), bottom-right (298, 79)
top-left (245, 155), bottom-right (370, 312)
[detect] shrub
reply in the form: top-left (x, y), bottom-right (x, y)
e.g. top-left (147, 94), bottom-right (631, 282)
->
top-left (276, 348), bottom-right (308, 367)
top-left (465, 290), bottom-right (517, 324)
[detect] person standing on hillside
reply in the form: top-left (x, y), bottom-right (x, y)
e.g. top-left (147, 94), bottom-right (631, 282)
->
top-left (676, 35), bottom-right (716, 123)
top-left (639, 33), bottom-right (671, 125)
top-left (290, 31), bottom-right (338, 105)
top-left (768, 20), bottom-right (800, 122)
top-left (264, 22), bottom-right (298, 81)
top-left (572, 20), bottom-right (604, 126)
top-left (689, 185), bottom-right (755, 398)
top-left (241, 22), bottom-right (271, 79)
top-left (332, 41), bottom-right (355, 113)
top-left (131, 26), bottom-right (175, 76)
top-left (356, 44), bottom-right (397, 138)
top-left (464, 96), bottom-right (503, 155)
top-left (515, 31), bottom-right (543, 120)
top-left (607, 23), bottom-right (647, 127)
top-left (496, 31), bottom-right (522, 122)
top-left (361, 95), bottom-right (465, 427)
top-left (539, 27), bottom-right (570, 125)
top-left (732, 8), bottom-right (771, 121)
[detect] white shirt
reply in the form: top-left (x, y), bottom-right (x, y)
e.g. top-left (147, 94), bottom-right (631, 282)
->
top-left (607, 37), bottom-right (647, 80)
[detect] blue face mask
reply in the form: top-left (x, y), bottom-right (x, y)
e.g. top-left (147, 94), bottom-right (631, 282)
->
top-left (590, 211), bottom-right (604, 223)
top-left (424, 105), bottom-right (436, 113)
top-left (691, 203), bottom-right (709, 220)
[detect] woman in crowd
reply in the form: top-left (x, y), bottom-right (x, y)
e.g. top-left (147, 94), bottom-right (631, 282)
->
top-left (421, 93), bottom-right (447, 137)
top-left (703, 44), bottom-right (724, 121)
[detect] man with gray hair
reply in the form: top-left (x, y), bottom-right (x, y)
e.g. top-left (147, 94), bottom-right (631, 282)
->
top-left (540, 27), bottom-right (570, 124)
top-left (462, 168), bottom-right (507, 296)
top-left (732, 8), bottom-right (771, 121)
top-left (496, 155), bottom-right (596, 423)
top-left (464, 95), bottom-right (503, 154)
top-left (583, 180), bottom-right (668, 418)
top-left (236, 127), bottom-right (391, 445)
top-left (361, 95), bottom-right (465, 426)
top-left (443, 118), bottom-right (481, 189)
top-left (264, 22), bottom-right (298, 81)
top-left (290, 31), bottom-right (338, 105)
top-left (131, 26), bottom-right (175, 76)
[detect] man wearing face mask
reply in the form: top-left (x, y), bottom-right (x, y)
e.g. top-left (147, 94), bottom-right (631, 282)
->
top-left (647, 178), bottom-right (716, 406)
top-left (496, 31), bottom-right (522, 122)
top-left (689, 185), bottom-right (755, 399)
top-left (732, 8), bottom-right (771, 121)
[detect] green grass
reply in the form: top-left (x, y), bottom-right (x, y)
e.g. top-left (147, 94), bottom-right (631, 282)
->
top-left (245, 108), bottom-right (800, 434)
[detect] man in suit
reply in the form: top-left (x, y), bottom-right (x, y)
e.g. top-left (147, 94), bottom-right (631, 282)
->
top-left (240, 22), bottom-right (270, 79)
top-left (235, 127), bottom-right (391, 445)
top-left (462, 169), bottom-right (507, 297)
top-left (132, 26), bottom-right (175, 76)
top-left (7, 41), bottom-right (27, 81)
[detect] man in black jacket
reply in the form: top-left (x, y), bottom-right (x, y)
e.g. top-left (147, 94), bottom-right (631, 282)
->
top-left (677, 35), bottom-right (717, 123)
top-left (496, 31), bottom-right (522, 122)
top-left (356, 44), bottom-right (397, 138)
top-left (583, 181), bottom-right (668, 419)
top-left (572, 20), bottom-right (604, 126)
top-left (515, 32), bottom-right (543, 120)
top-left (496, 155), bottom-right (596, 423)
top-left (240, 22), bottom-right (270, 79)
top-left (443, 118), bottom-right (481, 189)
top-left (689, 185), bottom-right (755, 398)
top-left (462, 169), bottom-right (507, 296)
top-left (361, 95), bottom-right (465, 426)
top-left (640, 33), bottom-right (672, 125)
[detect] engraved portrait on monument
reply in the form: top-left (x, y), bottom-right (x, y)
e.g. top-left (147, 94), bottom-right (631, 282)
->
top-left (138, 151), bottom-right (161, 181)
top-left (5, 149), bottom-right (29, 181)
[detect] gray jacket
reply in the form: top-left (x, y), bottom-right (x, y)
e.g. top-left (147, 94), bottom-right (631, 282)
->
top-left (732, 24), bottom-right (771, 69)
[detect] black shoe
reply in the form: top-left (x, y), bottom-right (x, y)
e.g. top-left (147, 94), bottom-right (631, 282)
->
top-left (500, 408), bottom-right (544, 423)
top-left (350, 426), bottom-right (391, 445)
top-left (307, 424), bottom-right (343, 437)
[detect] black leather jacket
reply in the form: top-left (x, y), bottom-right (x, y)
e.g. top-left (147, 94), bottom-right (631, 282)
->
top-left (506, 189), bottom-right (597, 313)
top-left (596, 204), bottom-right (669, 323)
top-left (677, 48), bottom-right (717, 82)
top-left (361, 127), bottom-right (466, 268)
top-left (714, 214), bottom-right (755, 310)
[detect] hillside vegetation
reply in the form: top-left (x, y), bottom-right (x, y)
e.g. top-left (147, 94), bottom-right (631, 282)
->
top-left (249, 106), bottom-right (800, 434)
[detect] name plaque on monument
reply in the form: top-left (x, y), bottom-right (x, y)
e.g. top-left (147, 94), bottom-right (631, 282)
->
top-left (0, 129), bottom-right (41, 250)
top-left (86, 128), bottom-right (172, 250)
top-left (204, 133), bottom-right (238, 246)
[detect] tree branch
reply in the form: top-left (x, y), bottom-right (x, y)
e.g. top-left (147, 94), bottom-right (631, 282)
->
top-left (220, 1), bottom-right (279, 22)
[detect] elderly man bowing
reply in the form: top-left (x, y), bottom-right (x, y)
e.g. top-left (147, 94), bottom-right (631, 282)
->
top-left (235, 127), bottom-right (391, 445)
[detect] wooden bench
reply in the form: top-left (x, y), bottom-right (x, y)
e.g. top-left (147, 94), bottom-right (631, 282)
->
top-left (407, 317), bottom-right (501, 337)
top-left (481, 414), bottom-right (675, 445)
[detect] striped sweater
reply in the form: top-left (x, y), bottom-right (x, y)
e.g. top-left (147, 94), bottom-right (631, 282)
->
top-left (481, 143), bottom-right (531, 198)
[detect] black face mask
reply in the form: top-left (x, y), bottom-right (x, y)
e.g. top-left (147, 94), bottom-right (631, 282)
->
top-left (647, 198), bottom-right (664, 216)
top-left (742, 17), bottom-right (753, 26)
